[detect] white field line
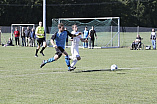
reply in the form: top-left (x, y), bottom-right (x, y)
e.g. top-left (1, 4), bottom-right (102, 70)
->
top-left (1, 67), bottom-right (157, 78)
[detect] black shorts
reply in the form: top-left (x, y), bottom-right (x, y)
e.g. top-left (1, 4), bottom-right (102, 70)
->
top-left (83, 38), bottom-right (88, 40)
top-left (55, 46), bottom-right (65, 58)
top-left (37, 38), bottom-right (45, 46)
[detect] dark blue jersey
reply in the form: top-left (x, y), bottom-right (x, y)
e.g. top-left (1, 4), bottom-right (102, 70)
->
top-left (51, 31), bottom-right (72, 49)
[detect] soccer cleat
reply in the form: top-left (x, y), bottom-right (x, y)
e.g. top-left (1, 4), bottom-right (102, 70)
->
top-left (68, 66), bottom-right (76, 71)
top-left (40, 60), bottom-right (46, 68)
top-left (35, 54), bottom-right (38, 57)
top-left (40, 52), bottom-right (45, 56)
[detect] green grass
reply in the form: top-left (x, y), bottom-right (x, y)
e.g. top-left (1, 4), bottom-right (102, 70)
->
top-left (0, 46), bottom-right (157, 104)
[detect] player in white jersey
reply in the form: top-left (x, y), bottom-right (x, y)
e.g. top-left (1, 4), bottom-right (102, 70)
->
top-left (70, 25), bottom-right (87, 69)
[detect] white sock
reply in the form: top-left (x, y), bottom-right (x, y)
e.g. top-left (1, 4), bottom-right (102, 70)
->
top-left (71, 59), bottom-right (77, 67)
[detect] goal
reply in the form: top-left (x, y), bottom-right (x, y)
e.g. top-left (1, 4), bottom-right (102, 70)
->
top-left (50, 17), bottom-right (120, 48)
top-left (11, 24), bottom-right (35, 41)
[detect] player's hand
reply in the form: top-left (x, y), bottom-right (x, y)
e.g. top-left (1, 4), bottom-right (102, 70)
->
top-left (85, 39), bottom-right (88, 42)
top-left (77, 32), bottom-right (82, 36)
top-left (53, 45), bottom-right (57, 48)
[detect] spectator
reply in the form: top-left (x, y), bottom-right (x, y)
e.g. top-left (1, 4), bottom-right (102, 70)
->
top-left (30, 28), bottom-right (36, 47)
top-left (89, 26), bottom-right (97, 49)
top-left (131, 34), bottom-right (142, 50)
top-left (150, 28), bottom-right (156, 50)
top-left (82, 26), bottom-right (89, 48)
top-left (13, 27), bottom-right (20, 46)
top-left (2, 38), bottom-right (14, 47)
top-left (24, 26), bottom-right (31, 46)
top-left (21, 27), bottom-right (26, 47)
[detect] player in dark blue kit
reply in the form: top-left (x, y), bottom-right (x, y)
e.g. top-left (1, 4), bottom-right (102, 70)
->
top-left (40, 23), bottom-right (81, 71)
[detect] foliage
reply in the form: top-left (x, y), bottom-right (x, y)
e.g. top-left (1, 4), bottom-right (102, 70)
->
top-left (0, 0), bottom-right (157, 27)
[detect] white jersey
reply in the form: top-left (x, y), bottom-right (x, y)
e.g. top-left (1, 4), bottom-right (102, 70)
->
top-left (71, 31), bottom-right (82, 58)
top-left (71, 31), bottom-right (82, 47)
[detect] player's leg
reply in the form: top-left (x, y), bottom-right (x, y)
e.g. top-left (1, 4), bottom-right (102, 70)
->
top-left (70, 47), bottom-right (80, 67)
top-left (17, 37), bottom-right (20, 46)
top-left (92, 39), bottom-right (94, 49)
top-left (40, 47), bottom-right (62, 68)
top-left (22, 37), bottom-right (24, 46)
top-left (71, 56), bottom-right (81, 67)
top-left (15, 37), bottom-right (17, 46)
top-left (26, 37), bottom-right (28, 47)
top-left (89, 38), bottom-right (91, 49)
top-left (86, 39), bottom-right (88, 48)
top-left (35, 38), bottom-right (41, 57)
top-left (40, 39), bottom-right (47, 56)
top-left (63, 51), bottom-right (71, 69)
top-left (40, 54), bottom-right (59, 68)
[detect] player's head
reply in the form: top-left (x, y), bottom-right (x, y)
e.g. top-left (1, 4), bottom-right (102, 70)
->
top-left (152, 28), bottom-right (155, 32)
top-left (137, 34), bottom-right (140, 37)
top-left (64, 27), bottom-right (67, 30)
top-left (58, 23), bottom-right (64, 32)
top-left (85, 27), bottom-right (87, 30)
top-left (27, 26), bottom-right (29, 30)
top-left (72, 24), bottom-right (78, 32)
top-left (15, 27), bottom-right (18, 30)
top-left (39, 21), bottom-right (42, 27)
top-left (92, 26), bottom-right (94, 30)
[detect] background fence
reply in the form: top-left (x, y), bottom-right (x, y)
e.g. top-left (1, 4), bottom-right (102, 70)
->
top-left (0, 26), bottom-right (155, 33)
top-left (0, 26), bottom-right (154, 48)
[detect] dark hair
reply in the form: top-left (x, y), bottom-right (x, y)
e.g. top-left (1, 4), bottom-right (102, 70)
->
top-left (72, 24), bottom-right (77, 28)
top-left (58, 23), bottom-right (64, 28)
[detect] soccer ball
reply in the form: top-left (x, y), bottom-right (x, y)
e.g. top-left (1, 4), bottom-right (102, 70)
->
top-left (111, 64), bottom-right (118, 71)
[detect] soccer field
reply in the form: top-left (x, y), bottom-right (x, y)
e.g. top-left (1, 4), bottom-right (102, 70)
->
top-left (0, 46), bottom-right (157, 104)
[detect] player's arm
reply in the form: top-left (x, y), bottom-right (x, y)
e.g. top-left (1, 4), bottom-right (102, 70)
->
top-left (35, 27), bottom-right (40, 36)
top-left (67, 30), bottom-right (82, 37)
top-left (95, 30), bottom-right (97, 39)
top-left (80, 38), bottom-right (88, 42)
top-left (51, 32), bottom-right (57, 48)
top-left (89, 29), bottom-right (91, 38)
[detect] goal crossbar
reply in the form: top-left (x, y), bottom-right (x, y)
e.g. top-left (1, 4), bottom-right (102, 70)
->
top-left (58, 17), bottom-right (120, 20)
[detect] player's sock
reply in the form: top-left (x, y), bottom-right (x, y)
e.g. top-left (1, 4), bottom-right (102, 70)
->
top-left (44, 57), bottom-right (55, 63)
top-left (71, 59), bottom-right (78, 67)
top-left (65, 55), bottom-right (70, 68)
top-left (69, 55), bottom-right (72, 60)
top-left (40, 47), bottom-right (45, 53)
top-left (35, 49), bottom-right (39, 55)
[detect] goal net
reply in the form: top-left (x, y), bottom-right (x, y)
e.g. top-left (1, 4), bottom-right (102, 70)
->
top-left (50, 17), bottom-right (120, 48)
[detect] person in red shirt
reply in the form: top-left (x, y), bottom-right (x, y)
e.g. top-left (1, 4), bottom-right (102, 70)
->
top-left (14, 27), bottom-right (20, 46)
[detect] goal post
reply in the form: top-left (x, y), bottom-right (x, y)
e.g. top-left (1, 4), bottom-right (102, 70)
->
top-left (50, 17), bottom-right (120, 48)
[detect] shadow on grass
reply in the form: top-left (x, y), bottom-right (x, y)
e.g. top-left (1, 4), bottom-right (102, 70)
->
top-left (74, 68), bottom-right (131, 74)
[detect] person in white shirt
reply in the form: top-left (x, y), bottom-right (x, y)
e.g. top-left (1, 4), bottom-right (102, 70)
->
top-left (70, 25), bottom-right (87, 69)
top-left (150, 28), bottom-right (156, 50)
